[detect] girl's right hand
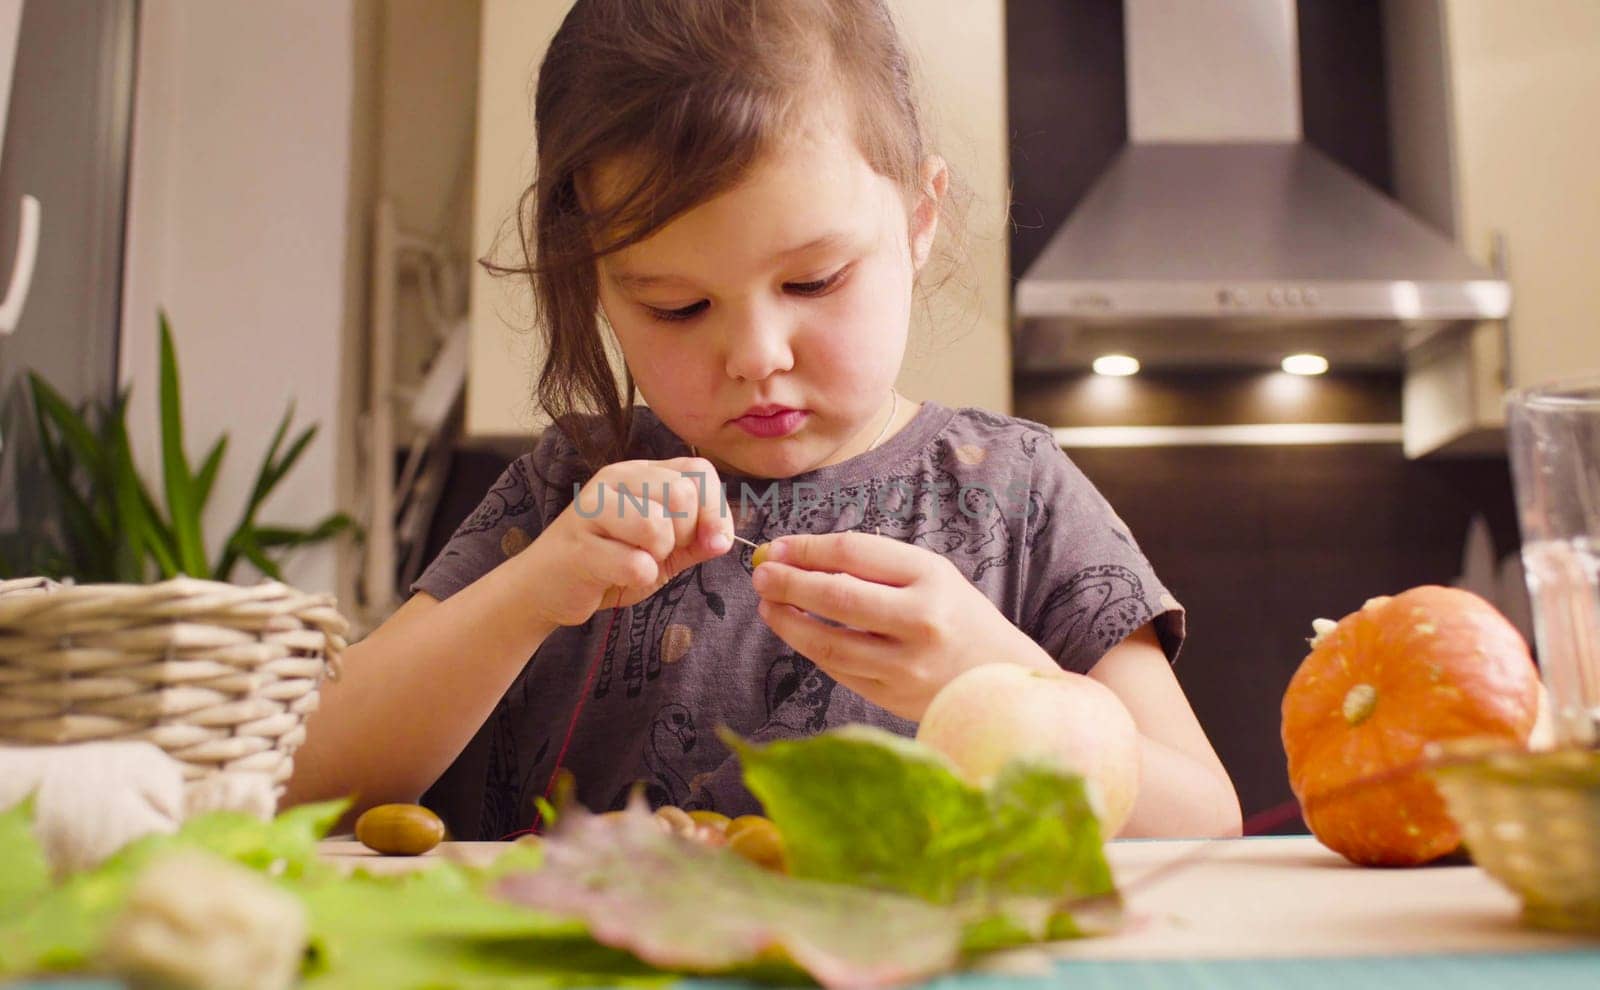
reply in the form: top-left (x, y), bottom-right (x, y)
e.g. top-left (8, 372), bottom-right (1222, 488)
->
top-left (522, 456), bottom-right (735, 626)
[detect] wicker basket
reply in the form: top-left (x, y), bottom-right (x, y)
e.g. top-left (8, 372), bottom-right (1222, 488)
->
top-left (1430, 742), bottom-right (1600, 933)
top-left (0, 576), bottom-right (348, 787)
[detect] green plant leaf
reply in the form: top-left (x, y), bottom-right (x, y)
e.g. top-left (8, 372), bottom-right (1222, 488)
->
top-left (217, 404), bottom-right (296, 579)
top-left (0, 800), bottom-right (49, 920)
top-left (253, 403), bottom-right (296, 506)
top-left (0, 798), bottom-right (657, 988)
top-left (28, 375), bottom-right (116, 579)
top-left (729, 725), bottom-right (1121, 950)
top-left (93, 390), bottom-right (158, 583)
top-left (297, 859), bottom-right (644, 990)
top-left (158, 312), bottom-right (207, 577)
top-left (262, 424), bottom-right (317, 506)
top-left (107, 418), bottom-right (148, 583)
top-left (193, 433), bottom-right (229, 509)
top-left (219, 515), bottom-right (353, 582)
top-left (252, 513), bottom-right (356, 550)
top-left (27, 373), bottom-right (111, 492)
top-left (0, 798), bottom-right (354, 978)
top-left (150, 798), bottom-right (350, 880)
top-left (228, 529), bottom-right (284, 581)
top-left (134, 484), bottom-right (181, 579)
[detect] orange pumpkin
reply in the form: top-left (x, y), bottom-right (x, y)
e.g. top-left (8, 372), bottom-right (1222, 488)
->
top-left (1281, 586), bottom-right (1540, 866)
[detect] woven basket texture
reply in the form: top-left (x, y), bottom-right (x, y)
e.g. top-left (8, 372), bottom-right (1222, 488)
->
top-left (0, 576), bottom-right (348, 785)
top-left (1433, 745), bottom-right (1600, 933)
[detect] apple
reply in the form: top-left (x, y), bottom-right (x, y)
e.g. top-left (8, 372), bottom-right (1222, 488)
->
top-left (915, 663), bottom-right (1142, 836)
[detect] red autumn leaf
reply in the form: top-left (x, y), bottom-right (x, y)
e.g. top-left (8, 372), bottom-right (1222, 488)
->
top-left (494, 799), bottom-right (962, 989)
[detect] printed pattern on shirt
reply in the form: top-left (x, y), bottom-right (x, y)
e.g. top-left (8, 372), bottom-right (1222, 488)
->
top-left (411, 402), bottom-right (1183, 835)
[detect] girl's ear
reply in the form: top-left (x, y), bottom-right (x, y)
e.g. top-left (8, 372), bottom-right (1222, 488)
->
top-left (909, 155), bottom-right (949, 272)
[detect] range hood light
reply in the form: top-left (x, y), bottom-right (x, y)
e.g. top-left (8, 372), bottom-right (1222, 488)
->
top-left (1093, 354), bottom-right (1141, 377)
top-left (1281, 353), bottom-right (1329, 376)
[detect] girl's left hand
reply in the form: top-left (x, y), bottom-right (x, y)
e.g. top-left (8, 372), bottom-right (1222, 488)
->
top-left (751, 532), bottom-right (1056, 721)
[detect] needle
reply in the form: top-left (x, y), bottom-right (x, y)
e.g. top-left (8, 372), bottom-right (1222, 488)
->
top-left (730, 534), bottom-right (761, 550)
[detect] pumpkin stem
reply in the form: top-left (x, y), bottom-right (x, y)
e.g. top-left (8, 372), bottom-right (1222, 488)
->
top-left (1343, 683), bottom-right (1379, 726)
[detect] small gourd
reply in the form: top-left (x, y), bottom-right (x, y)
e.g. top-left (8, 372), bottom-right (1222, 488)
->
top-left (751, 542), bottom-right (772, 569)
top-left (354, 803), bottom-right (445, 856)
top-left (1281, 586), bottom-right (1540, 866)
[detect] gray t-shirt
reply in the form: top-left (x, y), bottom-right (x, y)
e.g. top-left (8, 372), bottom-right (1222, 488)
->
top-left (413, 400), bottom-right (1184, 837)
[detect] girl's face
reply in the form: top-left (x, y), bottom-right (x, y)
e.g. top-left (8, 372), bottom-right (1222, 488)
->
top-left (594, 118), bottom-right (944, 480)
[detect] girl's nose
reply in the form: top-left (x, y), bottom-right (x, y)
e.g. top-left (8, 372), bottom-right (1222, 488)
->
top-left (723, 307), bottom-right (795, 382)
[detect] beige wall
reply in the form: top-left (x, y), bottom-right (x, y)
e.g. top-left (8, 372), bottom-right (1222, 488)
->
top-left (467, 0), bottom-right (565, 438)
top-left (895, 0), bottom-right (1012, 416)
top-left (380, 0), bottom-right (481, 393)
top-left (120, 0), bottom-right (370, 595)
top-left (1444, 0), bottom-right (1600, 386)
top-left (466, 0), bottom-right (1011, 440)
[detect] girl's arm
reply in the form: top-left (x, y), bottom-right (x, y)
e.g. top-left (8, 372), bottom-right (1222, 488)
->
top-left (281, 546), bottom-right (562, 817)
top-left (1088, 622), bottom-right (1243, 838)
top-left (283, 456), bottom-right (735, 821)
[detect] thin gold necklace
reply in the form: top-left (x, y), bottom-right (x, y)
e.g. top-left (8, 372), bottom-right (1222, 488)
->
top-left (866, 389), bottom-right (899, 452)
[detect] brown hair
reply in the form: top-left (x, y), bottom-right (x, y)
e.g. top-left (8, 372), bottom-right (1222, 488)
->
top-left (484, 0), bottom-right (939, 473)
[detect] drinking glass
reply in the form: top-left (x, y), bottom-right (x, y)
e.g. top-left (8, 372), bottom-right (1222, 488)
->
top-left (1507, 376), bottom-right (1600, 747)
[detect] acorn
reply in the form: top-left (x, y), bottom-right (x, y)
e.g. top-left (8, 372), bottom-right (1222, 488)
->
top-left (354, 803), bottom-right (445, 856)
top-left (727, 817), bottom-right (786, 872)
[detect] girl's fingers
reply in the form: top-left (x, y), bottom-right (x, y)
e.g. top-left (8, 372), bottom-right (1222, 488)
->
top-left (589, 463), bottom-right (714, 564)
top-left (756, 600), bottom-right (893, 683)
top-left (696, 481), bottom-right (736, 553)
top-left (761, 531), bottom-right (935, 587)
top-left (591, 491), bottom-right (677, 562)
top-left (584, 533), bottom-right (662, 590)
top-left (657, 457), bottom-right (735, 554)
top-left (752, 561), bottom-right (918, 639)
top-left (645, 465), bottom-right (733, 562)
top-left (648, 469), bottom-right (703, 556)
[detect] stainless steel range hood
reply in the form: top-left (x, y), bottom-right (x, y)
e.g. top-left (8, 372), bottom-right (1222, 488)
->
top-left (1014, 0), bottom-right (1509, 372)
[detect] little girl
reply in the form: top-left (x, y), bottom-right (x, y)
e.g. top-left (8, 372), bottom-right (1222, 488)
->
top-left (286, 0), bottom-right (1241, 840)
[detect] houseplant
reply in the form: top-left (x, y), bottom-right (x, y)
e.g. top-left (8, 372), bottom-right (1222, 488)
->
top-left (0, 310), bottom-right (352, 582)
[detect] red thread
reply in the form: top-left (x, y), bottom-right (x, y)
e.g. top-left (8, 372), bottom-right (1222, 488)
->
top-left (500, 588), bottom-right (622, 841)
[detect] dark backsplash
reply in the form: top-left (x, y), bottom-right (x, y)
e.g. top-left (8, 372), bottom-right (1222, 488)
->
top-left (1066, 441), bottom-right (1519, 831)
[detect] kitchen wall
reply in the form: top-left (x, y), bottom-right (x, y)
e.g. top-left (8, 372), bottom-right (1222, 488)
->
top-left (1437, 0), bottom-right (1600, 387)
top-left (119, 0), bottom-right (378, 597)
top-left (116, 0), bottom-right (488, 607)
top-left (379, 0), bottom-right (481, 401)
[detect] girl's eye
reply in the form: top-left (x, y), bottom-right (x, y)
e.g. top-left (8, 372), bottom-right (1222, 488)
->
top-left (785, 265), bottom-right (851, 297)
top-left (646, 300), bottom-right (709, 323)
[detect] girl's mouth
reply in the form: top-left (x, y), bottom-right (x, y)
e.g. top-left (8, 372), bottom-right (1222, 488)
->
top-left (732, 408), bottom-right (808, 438)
